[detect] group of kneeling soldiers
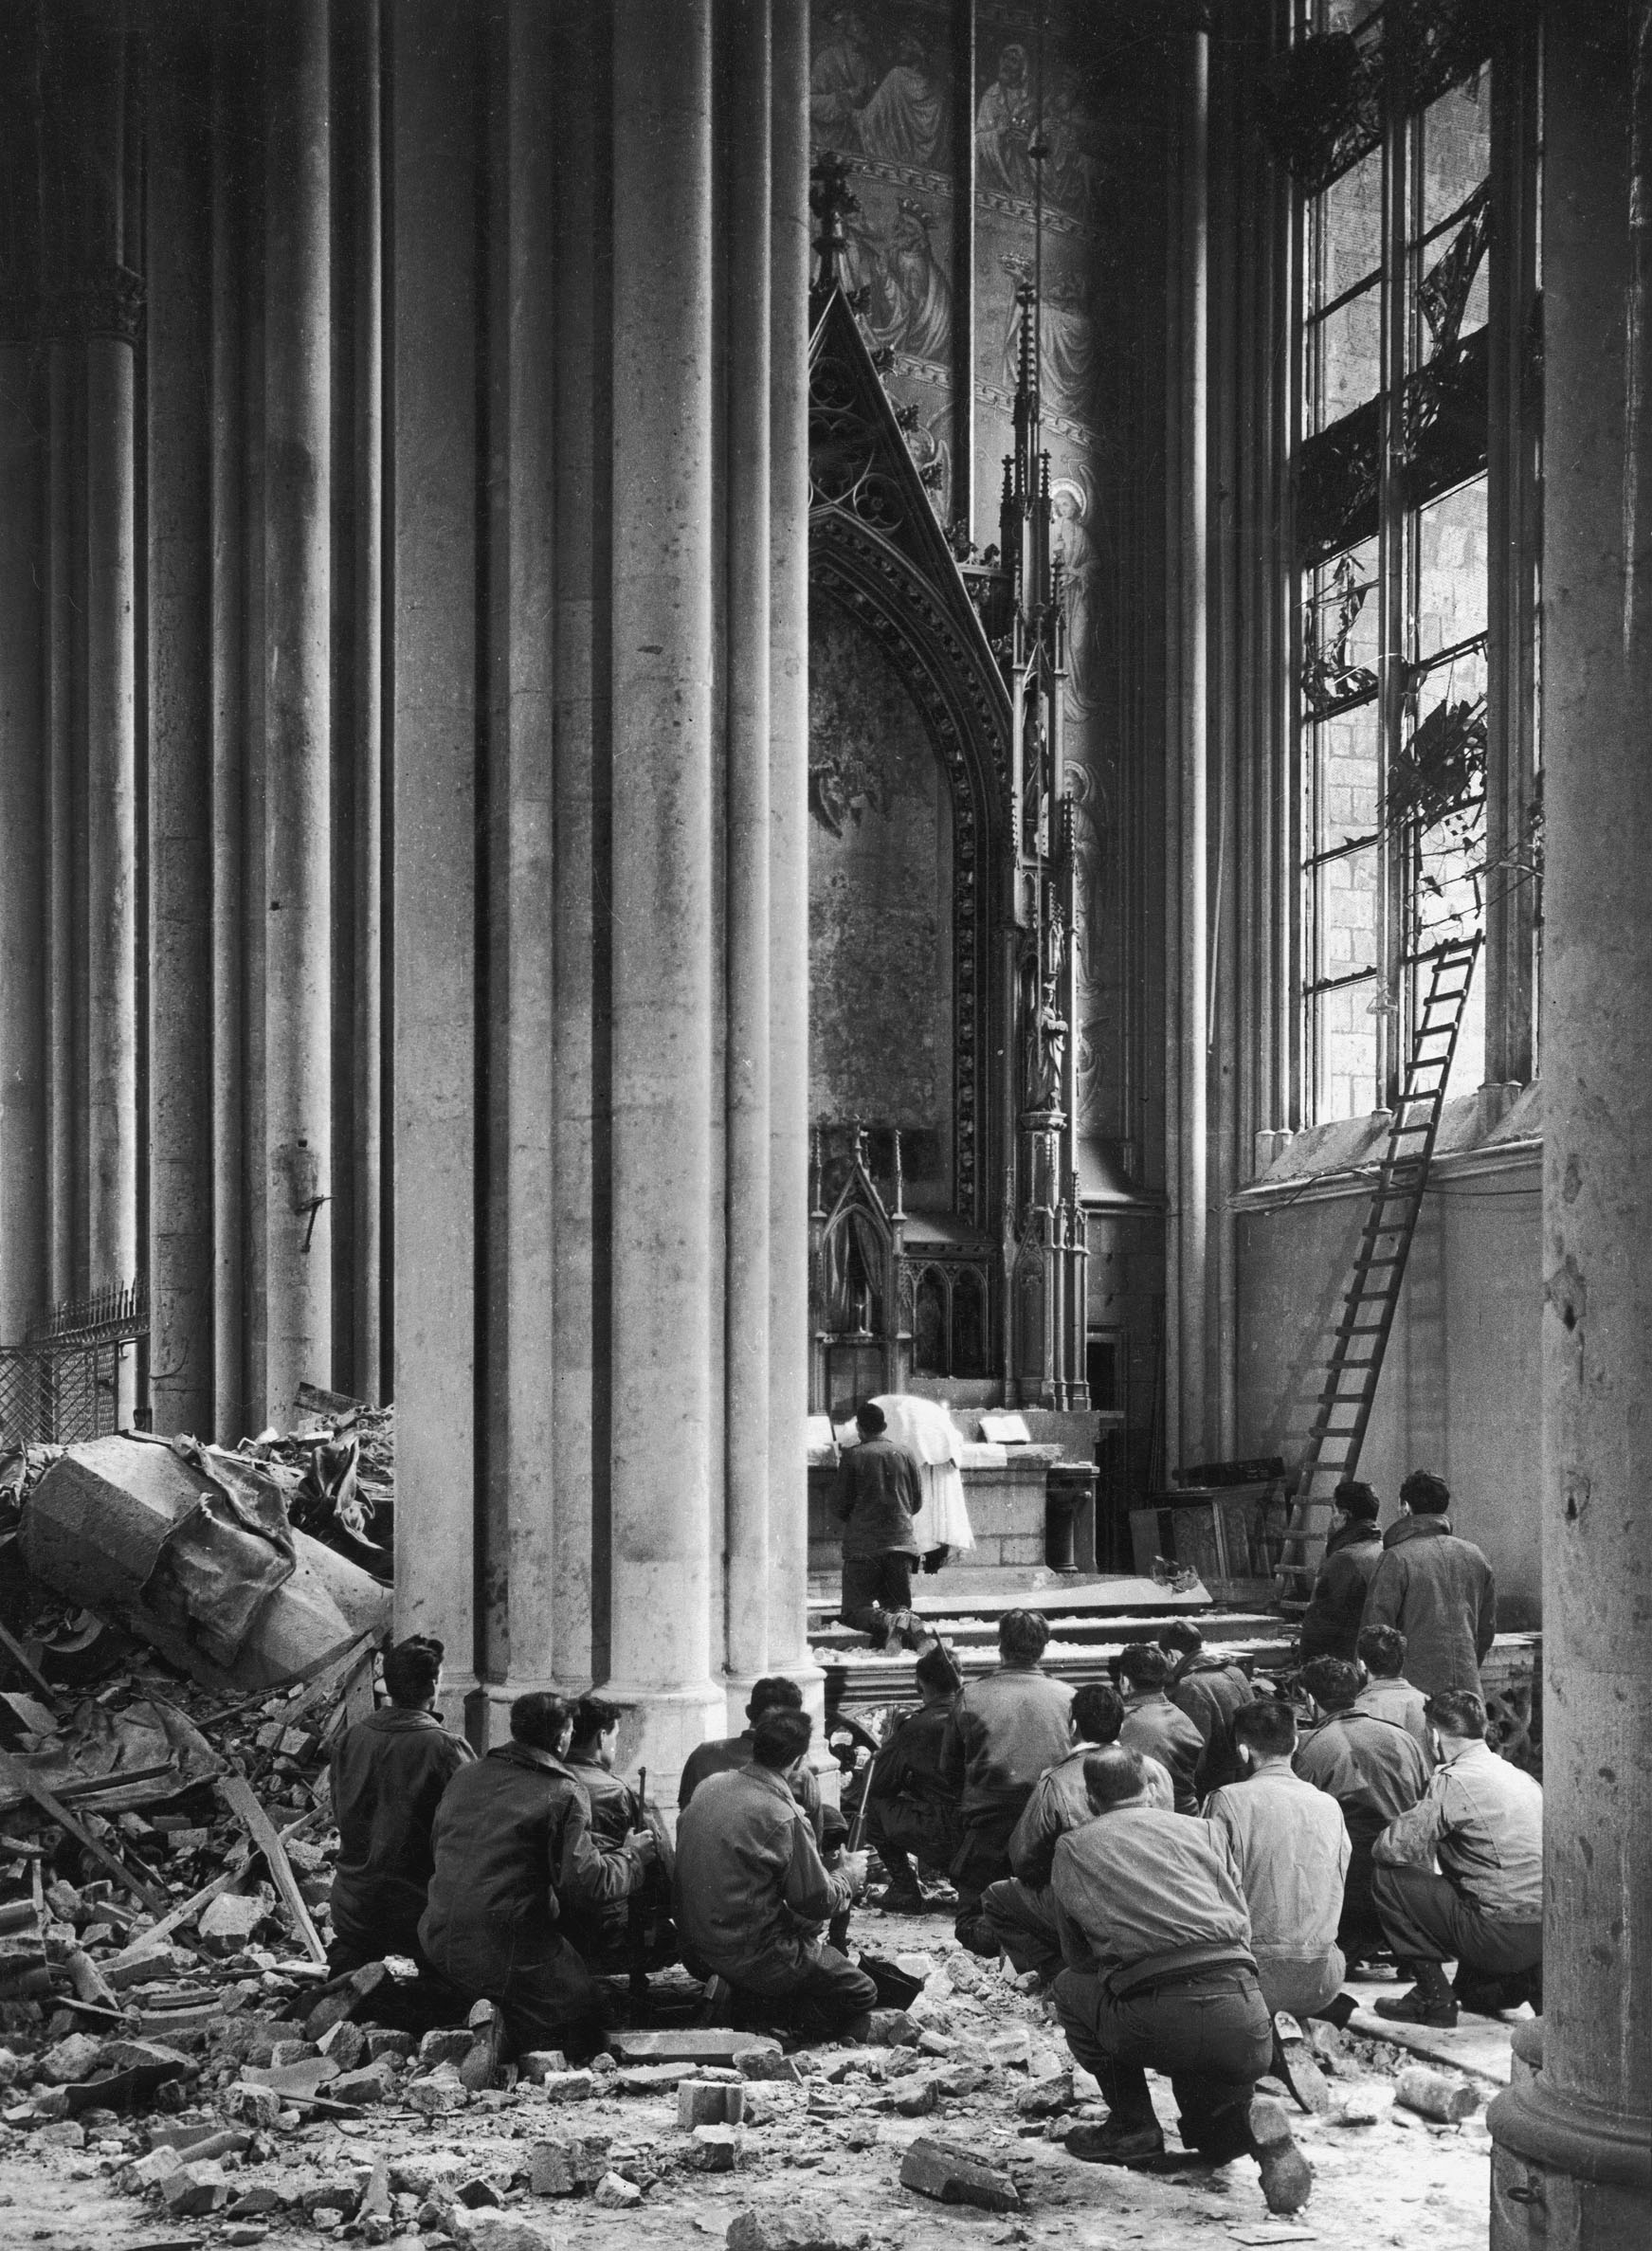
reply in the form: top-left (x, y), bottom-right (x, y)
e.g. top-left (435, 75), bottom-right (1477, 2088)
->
top-left (326, 1568), bottom-right (1539, 2207)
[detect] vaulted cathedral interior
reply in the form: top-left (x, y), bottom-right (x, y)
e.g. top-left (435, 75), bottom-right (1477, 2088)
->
top-left (0, 0), bottom-right (1647, 2238)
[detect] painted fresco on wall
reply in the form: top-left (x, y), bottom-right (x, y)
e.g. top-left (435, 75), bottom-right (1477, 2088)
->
top-left (810, 5), bottom-right (957, 523)
top-left (808, 599), bottom-right (954, 1210)
top-left (808, 0), bottom-right (1154, 1153)
top-left (974, 8), bottom-right (1135, 1144)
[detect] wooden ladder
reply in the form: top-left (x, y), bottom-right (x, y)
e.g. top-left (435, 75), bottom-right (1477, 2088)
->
top-left (1275, 933), bottom-right (1483, 1610)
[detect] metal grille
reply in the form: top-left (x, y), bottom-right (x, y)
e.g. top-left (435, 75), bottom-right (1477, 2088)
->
top-left (0, 1281), bottom-right (147, 1445)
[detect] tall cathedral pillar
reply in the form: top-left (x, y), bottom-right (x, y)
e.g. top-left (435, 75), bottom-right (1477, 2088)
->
top-left (263, 0), bottom-right (333, 1423)
top-left (602, 0), bottom-right (727, 1784)
top-left (765, 0), bottom-right (821, 1704)
top-left (30, 3), bottom-right (142, 1408)
top-left (722, 0), bottom-right (776, 1702)
top-left (1486, 9), bottom-right (1652, 2239)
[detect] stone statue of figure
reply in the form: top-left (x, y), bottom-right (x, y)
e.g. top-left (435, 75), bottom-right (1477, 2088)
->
top-left (825, 1207), bottom-right (883, 1336)
top-left (1035, 1000), bottom-right (1067, 1113)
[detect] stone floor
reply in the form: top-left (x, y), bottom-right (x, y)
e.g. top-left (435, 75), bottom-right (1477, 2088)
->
top-left (0, 1910), bottom-right (1515, 2251)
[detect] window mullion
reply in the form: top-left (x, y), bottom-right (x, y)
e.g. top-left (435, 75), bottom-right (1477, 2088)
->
top-left (1375, 82), bottom-right (1410, 1110)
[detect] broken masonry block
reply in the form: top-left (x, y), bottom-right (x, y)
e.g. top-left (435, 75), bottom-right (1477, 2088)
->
top-left (467, 2215), bottom-right (560, 2251)
top-left (609, 2028), bottom-right (780, 2067)
top-left (737, 2049), bottom-right (804, 2083)
top-left (685, 2124), bottom-right (742, 2173)
top-left (303, 1961), bottom-right (389, 2043)
top-left (1013, 2071), bottom-right (1073, 2118)
top-left (129, 2145), bottom-right (186, 2188)
top-left (724, 2203), bottom-right (872, 2251)
top-left (159, 2159), bottom-right (232, 2217)
top-left (516, 2049), bottom-right (569, 2082)
top-left (198, 1894), bottom-right (271, 1950)
top-left (34, 2120), bottom-right (86, 2150)
top-left (527, 2141), bottom-right (578, 2198)
top-left (915, 2029), bottom-right (955, 2058)
top-left (865, 2010), bottom-right (917, 2047)
top-left (1394, 2066), bottom-right (1481, 2123)
top-left (227, 2084), bottom-right (283, 2131)
top-left (592, 2171), bottom-right (644, 2208)
top-left (316, 2018), bottom-right (368, 2069)
top-left (893, 2079), bottom-right (937, 2118)
top-left (329, 2060), bottom-right (394, 2106)
top-left (539, 2069), bottom-right (595, 2104)
top-left (898, 2136), bottom-right (1023, 2213)
top-left (417, 2026), bottom-right (474, 2069)
top-left (365, 2028), bottom-right (414, 2063)
top-left (457, 2178), bottom-right (506, 2208)
top-left (984, 2030), bottom-right (1031, 2071)
top-left (38, 2032), bottom-right (105, 2084)
top-left (405, 2067), bottom-right (469, 2117)
top-left (677, 2079), bottom-right (746, 2129)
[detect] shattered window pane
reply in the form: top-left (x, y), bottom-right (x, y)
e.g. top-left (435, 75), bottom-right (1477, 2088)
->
top-left (1312, 146), bottom-right (1384, 312)
top-left (1311, 699), bottom-right (1382, 857)
top-left (1310, 970), bottom-right (1383, 1122)
top-left (1415, 477), bottom-right (1488, 658)
top-left (1302, 539), bottom-right (1380, 717)
top-left (1309, 279), bottom-right (1383, 431)
top-left (1420, 70), bottom-right (1491, 240)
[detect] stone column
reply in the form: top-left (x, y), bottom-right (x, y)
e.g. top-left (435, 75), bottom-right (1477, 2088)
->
top-left (722, 0), bottom-right (774, 1707)
top-left (390, 0), bottom-right (481, 1717)
top-left (263, 0), bottom-right (332, 1424)
top-left (492, 0), bottom-right (557, 1715)
top-left (1165, 21), bottom-right (1209, 1467)
top-left (764, 0), bottom-right (823, 1708)
top-left (84, 325), bottom-right (139, 1399)
top-left (603, 0), bottom-right (725, 1791)
top-left (210, 11), bottom-right (248, 1439)
top-left (147, 4), bottom-right (215, 1439)
top-left (0, 334), bottom-right (47, 1339)
top-left (549, 9), bottom-right (603, 1697)
top-left (1486, 9), bottom-right (1652, 2239)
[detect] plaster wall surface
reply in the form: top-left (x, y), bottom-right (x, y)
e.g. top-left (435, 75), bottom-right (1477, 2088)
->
top-left (1235, 1159), bottom-right (1541, 1625)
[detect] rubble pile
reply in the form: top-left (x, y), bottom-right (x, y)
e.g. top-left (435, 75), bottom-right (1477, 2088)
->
top-left (0, 1844), bottom-right (1496, 2251)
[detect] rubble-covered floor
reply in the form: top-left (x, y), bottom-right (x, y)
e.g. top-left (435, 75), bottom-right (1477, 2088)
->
top-left (0, 1908), bottom-right (1505, 2251)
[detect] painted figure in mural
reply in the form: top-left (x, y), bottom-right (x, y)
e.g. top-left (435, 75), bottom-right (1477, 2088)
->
top-left (1052, 479), bottom-right (1101, 715)
top-left (810, 6), bottom-right (878, 152)
top-left (1044, 74), bottom-right (1104, 223)
top-left (999, 265), bottom-right (1098, 426)
top-left (1066, 759), bottom-right (1108, 1128)
top-left (975, 44), bottom-right (1036, 200)
top-left (859, 32), bottom-right (948, 170)
top-left (873, 199), bottom-right (952, 363)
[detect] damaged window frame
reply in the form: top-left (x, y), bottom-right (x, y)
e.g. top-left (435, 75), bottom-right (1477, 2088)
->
top-left (1287, 0), bottom-right (1543, 1125)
